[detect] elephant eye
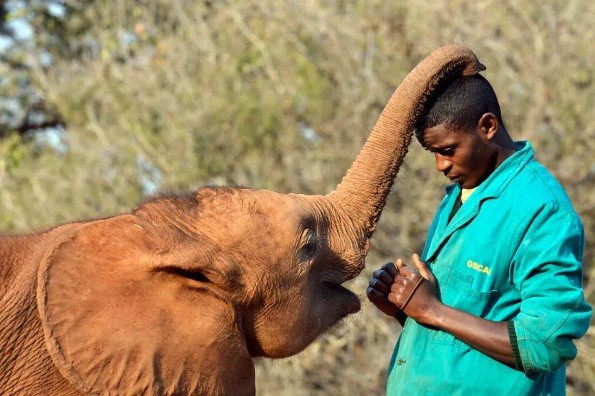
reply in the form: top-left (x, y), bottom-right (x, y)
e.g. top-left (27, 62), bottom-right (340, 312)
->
top-left (159, 266), bottom-right (211, 284)
top-left (299, 229), bottom-right (318, 260)
top-left (301, 240), bottom-right (317, 257)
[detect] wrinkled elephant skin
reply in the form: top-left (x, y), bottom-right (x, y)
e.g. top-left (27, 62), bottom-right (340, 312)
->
top-left (0, 45), bottom-right (485, 395)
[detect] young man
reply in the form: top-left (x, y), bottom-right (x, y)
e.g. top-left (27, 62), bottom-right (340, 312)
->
top-left (367, 74), bottom-right (592, 395)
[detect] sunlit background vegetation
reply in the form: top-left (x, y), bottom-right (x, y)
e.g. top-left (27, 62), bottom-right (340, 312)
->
top-left (1, 1), bottom-right (593, 394)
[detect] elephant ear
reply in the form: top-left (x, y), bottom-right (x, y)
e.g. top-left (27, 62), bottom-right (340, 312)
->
top-left (37, 215), bottom-right (254, 396)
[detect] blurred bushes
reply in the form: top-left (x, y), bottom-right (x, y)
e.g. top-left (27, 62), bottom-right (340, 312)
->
top-left (1, 0), bottom-right (593, 394)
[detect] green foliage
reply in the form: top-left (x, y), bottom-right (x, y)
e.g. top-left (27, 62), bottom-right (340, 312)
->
top-left (1, 0), bottom-right (594, 394)
top-left (0, 133), bottom-right (24, 174)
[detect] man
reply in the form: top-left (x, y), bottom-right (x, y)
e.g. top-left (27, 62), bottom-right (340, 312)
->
top-left (367, 73), bottom-right (592, 395)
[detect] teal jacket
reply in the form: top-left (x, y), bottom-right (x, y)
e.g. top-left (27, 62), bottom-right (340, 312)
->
top-left (387, 142), bottom-right (592, 395)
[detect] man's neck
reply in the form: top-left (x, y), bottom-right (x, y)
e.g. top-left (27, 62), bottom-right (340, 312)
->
top-left (493, 128), bottom-right (517, 168)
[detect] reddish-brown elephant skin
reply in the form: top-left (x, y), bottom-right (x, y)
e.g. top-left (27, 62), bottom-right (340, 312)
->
top-left (0, 45), bottom-right (484, 396)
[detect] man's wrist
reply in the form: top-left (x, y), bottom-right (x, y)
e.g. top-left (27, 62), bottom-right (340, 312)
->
top-left (418, 300), bottom-right (446, 327)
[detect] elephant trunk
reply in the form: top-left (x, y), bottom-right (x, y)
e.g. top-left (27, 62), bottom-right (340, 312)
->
top-left (328, 45), bottom-right (485, 237)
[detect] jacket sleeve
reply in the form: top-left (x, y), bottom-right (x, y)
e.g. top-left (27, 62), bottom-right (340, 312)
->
top-left (508, 202), bottom-right (592, 374)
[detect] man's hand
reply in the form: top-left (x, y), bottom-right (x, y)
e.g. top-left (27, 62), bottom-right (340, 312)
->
top-left (388, 254), bottom-right (441, 325)
top-left (388, 254), bottom-right (515, 365)
top-left (366, 262), bottom-right (402, 319)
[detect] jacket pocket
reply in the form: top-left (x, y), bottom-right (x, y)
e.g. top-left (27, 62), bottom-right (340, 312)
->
top-left (443, 269), bottom-right (501, 318)
top-left (428, 270), bottom-right (500, 347)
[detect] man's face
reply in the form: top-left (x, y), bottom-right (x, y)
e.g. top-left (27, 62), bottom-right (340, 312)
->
top-left (420, 123), bottom-right (497, 189)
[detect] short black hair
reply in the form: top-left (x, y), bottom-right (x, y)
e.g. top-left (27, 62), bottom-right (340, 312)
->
top-left (416, 74), bottom-right (504, 138)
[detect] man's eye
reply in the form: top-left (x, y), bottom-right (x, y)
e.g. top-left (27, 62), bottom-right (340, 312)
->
top-left (440, 148), bottom-right (454, 156)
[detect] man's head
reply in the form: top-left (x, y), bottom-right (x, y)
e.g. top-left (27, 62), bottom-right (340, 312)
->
top-left (417, 74), bottom-right (504, 136)
top-left (416, 75), bottom-right (513, 189)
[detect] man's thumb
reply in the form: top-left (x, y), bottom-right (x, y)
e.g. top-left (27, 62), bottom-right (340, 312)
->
top-left (412, 253), bottom-right (432, 280)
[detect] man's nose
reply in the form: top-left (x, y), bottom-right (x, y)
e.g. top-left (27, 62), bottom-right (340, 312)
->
top-left (434, 153), bottom-right (451, 172)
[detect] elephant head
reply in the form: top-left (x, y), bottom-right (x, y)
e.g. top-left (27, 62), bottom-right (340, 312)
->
top-left (2, 45), bottom-right (485, 396)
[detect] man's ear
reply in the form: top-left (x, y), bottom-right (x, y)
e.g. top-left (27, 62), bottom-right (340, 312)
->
top-left (477, 112), bottom-right (499, 140)
top-left (37, 214), bottom-right (250, 395)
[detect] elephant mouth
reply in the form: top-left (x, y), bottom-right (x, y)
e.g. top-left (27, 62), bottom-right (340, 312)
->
top-left (319, 257), bottom-right (365, 313)
top-left (322, 278), bottom-right (361, 314)
top-left (321, 269), bottom-right (355, 289)
top-left (323, 279), bottom-right (350, 291)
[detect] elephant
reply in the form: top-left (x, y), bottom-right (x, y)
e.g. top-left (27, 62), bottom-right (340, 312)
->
top-left (0, 45), bottom-right (484, 395)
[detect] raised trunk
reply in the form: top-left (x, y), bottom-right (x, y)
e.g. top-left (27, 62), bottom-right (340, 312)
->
top-left (328, 45), bottom-right (485, 235)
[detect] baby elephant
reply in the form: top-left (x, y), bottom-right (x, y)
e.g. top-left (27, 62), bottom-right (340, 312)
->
top-left (0, 45), bottom-right (484, 395)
